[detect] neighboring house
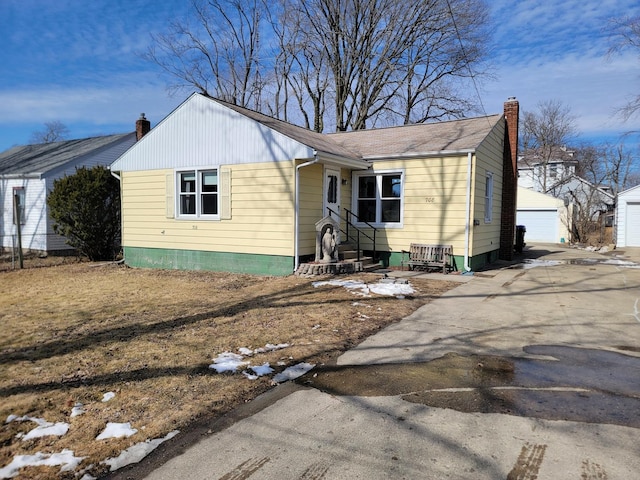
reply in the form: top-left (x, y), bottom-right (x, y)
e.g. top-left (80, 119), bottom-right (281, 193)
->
top-left (517, 146), bottom-right (578, 192)
top-left (110, 93), bottom-right (519, 276)
top-left (545, 174), bottom-right (615, 218)
top-left (0, 123), bottom-right (144, 253)
top-left (517, 146), bottom-right (615, 244)
top-left (516, 186), bottom-right (571, 244)
top-left (616, 184), bottom-right (640, 247)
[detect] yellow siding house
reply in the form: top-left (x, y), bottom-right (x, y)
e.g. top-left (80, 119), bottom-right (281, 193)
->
top-left (110, 93), bottom-right (520, 275)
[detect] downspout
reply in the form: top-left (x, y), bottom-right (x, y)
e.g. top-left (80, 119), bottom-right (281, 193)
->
top-left (110, 169), bottom-right (124, 262)
top-left (464, 152), bottom-right (473, 272)
top-left (294, 151), bottom-right (319, 273)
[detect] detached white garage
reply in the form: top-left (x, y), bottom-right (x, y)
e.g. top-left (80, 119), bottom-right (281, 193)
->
top-left (616, 184), bottom-right (640, 247)
top-left (517, 187), bottom-right (570, 244)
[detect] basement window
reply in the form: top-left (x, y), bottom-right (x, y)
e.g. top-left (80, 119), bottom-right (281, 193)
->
top-left (177, 169), bottom-right (219, 219)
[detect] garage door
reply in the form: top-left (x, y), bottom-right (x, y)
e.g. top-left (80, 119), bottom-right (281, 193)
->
top-left (516, 209), bottom-right (558, 243)
top-left (626, 202), bottom-right (640, 246)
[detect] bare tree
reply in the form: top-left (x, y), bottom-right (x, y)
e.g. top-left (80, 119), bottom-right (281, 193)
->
top-left (607, 15), bottom-right (640, 121)
top-left (393, 0), bottom-right (490, 125)
top-left (145, 0), bottom-right (492, 132)
top-left (265, 0), bottom-right (330, 131)
top-left (29, 121), bottom-right (70, 144)
top-left (288, 0), bottom-right (491, 131)
top-left (145, 0), bottom-right (265, 108)
top-left (520, 100), bottom-right (578, 192)
top-left (557, 143), bottom-right (638, 244)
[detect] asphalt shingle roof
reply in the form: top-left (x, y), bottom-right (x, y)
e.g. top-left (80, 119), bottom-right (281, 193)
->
top-left (211, 97), bottom-right (363, 160)
top-left (328, 115), bottom-right (502, 158)
top-left (212, 95), bottom-right (501, 161)
top-left (0, 133), bottom-right (133, 176)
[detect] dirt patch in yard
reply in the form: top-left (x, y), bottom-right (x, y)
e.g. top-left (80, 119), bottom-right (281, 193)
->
top-left (0, 261), bottom-right (456, 479)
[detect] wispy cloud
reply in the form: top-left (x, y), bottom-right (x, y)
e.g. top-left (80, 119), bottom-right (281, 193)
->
top-left (484, 0), bottom-right (640, 141)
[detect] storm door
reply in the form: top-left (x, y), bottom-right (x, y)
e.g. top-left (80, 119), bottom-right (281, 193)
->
top-left (324, 168), bottom-right (340, 219)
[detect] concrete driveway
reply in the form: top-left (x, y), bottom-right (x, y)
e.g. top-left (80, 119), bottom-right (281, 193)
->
top-left (138, 245), bottom-right (640, 480)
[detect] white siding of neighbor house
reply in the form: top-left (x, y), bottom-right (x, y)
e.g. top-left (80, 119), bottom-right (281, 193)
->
top-left (616, 184), bottom-right (640, 247)
top-left (111, 93), bottom-right (315, 173)
top-left (0, 177), bottom-right (50, 251)
top-left (0, 134), bottom-right (137, 253)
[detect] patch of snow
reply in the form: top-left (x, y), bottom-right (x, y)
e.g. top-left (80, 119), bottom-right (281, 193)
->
top-left (96, 422), bottom-right (138, 440)
top-left (70, 403), bottom-right (85, 418)
top-left (313, 279), bottom-right (415, 297)
top-left (22, 422), bottom-right (69, 441)
top-left (102, 430), bottom-right (178, 472)
top-left (238, 347), bottom-right (254, 356)
top-left (253, 342), bottom-right (290, 354)
top-left (101, 392), bottom-right (115, 402)
top-left (5, 415), bottom-right (69, 441)
top-left (522, 259), bottom-right (563, 269)
top-left (250, 363), bottom-right (274, 376)
top-left (6, 415), bottom-right (48, 426)
top-left (272, 363), bottom-right (315, 383)
top-left (242, 363), bottom-right (275, 380)
top-left (0, 449), bottom-right (85, 479)
top-left (352, 302), bottom-right (371, 308)
top-left (602, 259), bottom-right (637, 266)
top-left (209, 352), bottom-right (248, 373)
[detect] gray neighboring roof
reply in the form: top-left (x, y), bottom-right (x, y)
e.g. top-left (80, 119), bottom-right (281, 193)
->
top-left (517, 146), bottom-right (578, 169)
top-left (547, 174), bottom-right (615, 200)
top-left (328, 114), bottom-right (502, 159)
top-left (210, 96), bottom-right (363, 161)
top-left (0, 133), bottom-right (134, 177)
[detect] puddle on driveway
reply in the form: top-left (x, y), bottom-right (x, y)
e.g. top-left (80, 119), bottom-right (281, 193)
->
top-left (300, 345), bottom-right (640, 428)
top-left (510, 257), bottom-right (639, 269)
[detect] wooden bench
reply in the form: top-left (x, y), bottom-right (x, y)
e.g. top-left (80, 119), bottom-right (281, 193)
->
top-left (401, 243), bottom-right (453, 274)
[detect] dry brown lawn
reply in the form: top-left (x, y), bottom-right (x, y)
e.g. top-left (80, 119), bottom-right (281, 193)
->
top-left (0, 259), bottom-right (456, 479)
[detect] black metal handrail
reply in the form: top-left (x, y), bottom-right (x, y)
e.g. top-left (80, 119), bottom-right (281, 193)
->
top-left (326, 207), bottom-right (377, 262)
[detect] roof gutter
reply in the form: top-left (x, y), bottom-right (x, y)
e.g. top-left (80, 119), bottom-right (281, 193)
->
top-left (0, 173), bottom-right (42, 180)
top-left (363, 148), bottom-right (476, 161)
top-left (294, 152), bottom-right (319, 273)
top-left (315, 150), bottom-right (370, 170)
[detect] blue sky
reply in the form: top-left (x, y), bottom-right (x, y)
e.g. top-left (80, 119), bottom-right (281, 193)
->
top-left (0, 0), bottom-right (639, 152)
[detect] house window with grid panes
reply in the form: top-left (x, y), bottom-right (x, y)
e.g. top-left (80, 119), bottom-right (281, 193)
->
top-left (354, 171), bottom-right (403, 226)
top-left (177, 169), bottom-right (219, 219)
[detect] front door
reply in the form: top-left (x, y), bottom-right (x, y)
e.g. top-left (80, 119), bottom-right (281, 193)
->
top-left (324, 168), bottom-right (340, 218)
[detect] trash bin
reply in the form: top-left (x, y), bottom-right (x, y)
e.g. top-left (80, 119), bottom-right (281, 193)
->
top-left (515, 225), bottom-right (526, 253)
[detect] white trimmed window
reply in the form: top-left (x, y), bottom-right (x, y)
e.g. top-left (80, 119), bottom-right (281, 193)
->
top-left (177, 169), bottom-right (219, 219)
top-left (354, 171), bottom-right (403, 226)
top-left (484, 172), bottom-right (493, 223)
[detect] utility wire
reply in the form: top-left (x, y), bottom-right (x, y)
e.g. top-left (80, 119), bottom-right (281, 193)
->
top-left (444, 0), bottom-right (490, 120)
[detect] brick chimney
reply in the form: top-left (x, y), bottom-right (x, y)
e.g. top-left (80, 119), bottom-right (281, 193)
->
top-left (499, 97), bottom-right (519, 261)
top-left (136, 113), bottom-right (151, 141)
